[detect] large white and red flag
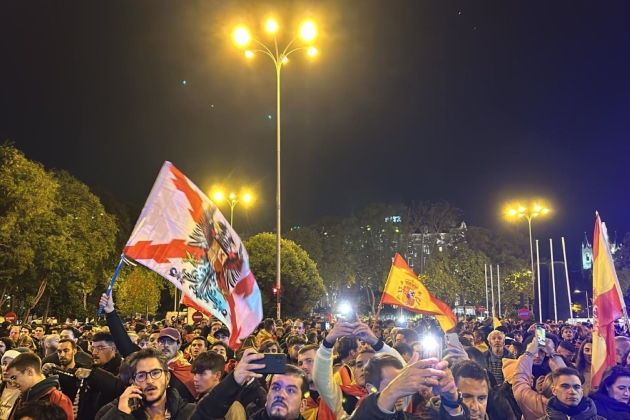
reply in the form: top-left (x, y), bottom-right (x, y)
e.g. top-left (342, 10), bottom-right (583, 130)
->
top-left (123, 162), bottom-right (262, 349)
top-left (591, 212), bottom-right (625, 387)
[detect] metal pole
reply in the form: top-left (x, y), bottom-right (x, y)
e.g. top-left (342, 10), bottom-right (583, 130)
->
top-left (586, 291), bottom-right (590, 319)
top-left (490, 265), bottom-right (495, 318)
top-left (536, 240), bottom-right (542, 322)
top-left (550, 238), bottom-right (558, 323)
top-left (276, 62), bottom-right (282, 321)
top-left (528, 217), bottom-right (535, 310)
top-left (230, 202), bottom-right (235, 227)
top-left (485, 264), bottom-right (489, 316)
top-left (497, 265), bottom-right (503, 317)
top-left (561, 237), bottom-right (573, 321)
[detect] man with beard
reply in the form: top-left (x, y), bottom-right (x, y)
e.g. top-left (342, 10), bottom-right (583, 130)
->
top-left (156, 328), bottom-right (197, 403)
top-left (95, 348), bottom-right (195, 420)
top-left (43, 327), bottom-right (93, 368)
top-left (191, 348), bottom-right (309, 420)
top-left (286, 335), bottom-right (307, 366)
top-left (43, 339), bottom-right (83, 406)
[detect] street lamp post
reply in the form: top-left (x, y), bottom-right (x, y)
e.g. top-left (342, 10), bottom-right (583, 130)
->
top-left (575, 289), bottom-right (590, 319)
top-left (233, 19), bottom-right (318, 320)
top-left (213, 191), bottom-right (252, 228)
top-left (507, 204), bottom-right (550, 315)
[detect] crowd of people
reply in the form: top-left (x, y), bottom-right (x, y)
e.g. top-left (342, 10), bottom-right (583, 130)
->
top-left (0, 298), bottom-right (628, 420)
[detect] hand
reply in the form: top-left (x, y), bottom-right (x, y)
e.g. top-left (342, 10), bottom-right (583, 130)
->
top-left (431, 365), bottom-right (457, 398)
top-left (99, 293), bottom-right (114, 314)
top-left (117, 385), bottom-right (144, 414)
top-left (443, 346), bottom-right (469, 364)
top-left (526, 339), bottom-right (539, 355)
top-left (233, 348), bottom-right (265, 385)
top-left (325, 320), bottom-right (357, 344)
top-left (377, 358), bottom-right (446, 411)
top-left (352, 321), bottom-right (379, 347)
top-left (75, 368), bottom-right (92, 379)
top-left (542, 338), bottom-right (555, 356)
top-left (42, 363), bottom-right (59, 375)
top-left (527, 324), bottom-right (537, 334)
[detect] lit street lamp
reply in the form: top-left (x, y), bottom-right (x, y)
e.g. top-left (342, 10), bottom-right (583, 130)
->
top-left (506, 203), bottom-right (551, 310)
top-left (233, 18), bottom-right (318, 320)
top-left (574, 289), bottom-right (590, 318)
top-left (213, 191), bottom-right (252, 228)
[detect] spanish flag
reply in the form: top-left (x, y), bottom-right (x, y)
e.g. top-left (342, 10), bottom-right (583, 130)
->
top-left (591, 212), bottom-right (625, 388)
top-left (381, 254), bottom-right (457, 332)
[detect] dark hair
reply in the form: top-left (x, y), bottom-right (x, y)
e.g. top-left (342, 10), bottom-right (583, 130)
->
top-left (264, 318), bottom-right (275, 331)
top-left (358, 348), bottom-right (375, 357)
top-left (364, 353), bottom-right (404, 391)
top-left (393, 342), bottom-right (413, 357)
top-left (62, 326), bottom-right (79, 340)
top-left (510, 342), bottom-right (526, 357)
top-left (210, 341), bottom-right (229, 354)
top-left (558, 340), bottom-right (576, 353)
top-left (91, 332), bottom-right (115, 346)
top-left (575, 339), bottom-right (592, 373)
top-left (561, 325), bottom-right (573, 333)
top-left (451, 360), bottom-right (490, 389)
top-left (7, 353), bottom-right (41, 374)
top-left (14, 400), bottom-right (67, 420)
top-left (464, 347), bottom-right (486, 367)
top-left (0, 337), bottom-right (14, 352)
top-left (286, 334), bottom-right (308, 347)
top-left (191, 351), bottom-right (225, 374)
top-left (58, 339), bottom-right (77, 350)
top-left (551, 366), bottom-right (581, 383)
top-left (297, 343), bottom-right (319, 355)
top-left (513, 330), bottom-right (523, 337)
top-left (120, 348), bottom-right (168, 385)
top-left (396, 328), bottom-right (419, 343)
top-left (191, 336), bottom-right (209, 348)
top-left (459, 337), bottom-right (472, 347)
top-left (182, 325), bottom-right (193, 334)
top-left (306, 331), bottom-right (318, 344)
top-left (271, 364), bottom-right (309, 397)
top-left (597, 365), bottom-right (630, 396)
top-left (335, 337), bottom-right (359, 359)
top-left (20, 325), bottom-right (32, 332)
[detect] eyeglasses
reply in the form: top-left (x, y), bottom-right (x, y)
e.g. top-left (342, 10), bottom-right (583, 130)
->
top-left (134, 368), bottom-right (164, 382)
top-left (92, 346), bottom-right (112, 353)
top-left (9, 369), bottom-right (27, 383)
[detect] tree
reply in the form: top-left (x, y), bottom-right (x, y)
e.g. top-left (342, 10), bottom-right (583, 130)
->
top-left (114, 266), bottom-right (165, 317)
top-left (409, 200), bottom-right (463, 234)
top-left (245, 233), bottom-right (325, 318)
top-left (422, 244), bottom-right (490, 308)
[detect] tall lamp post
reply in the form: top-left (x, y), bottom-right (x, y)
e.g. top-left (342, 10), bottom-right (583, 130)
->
top-left (213, 191), bottom-right (252, 228)
top-left (233, 19), bottom-right (318, 320)
top-left (575, 289), bottom-right (590, 319)
top-left (507, 204), bottom-right (551, 313)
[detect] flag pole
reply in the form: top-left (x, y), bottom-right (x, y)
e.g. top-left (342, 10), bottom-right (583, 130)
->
top-left (490, 265), bottom-right (495, 318)
top-left (561, 237), bottom-right (573, 321)
top-left (485, 264), bottom-right (489, 317)
top-left (536, 240), bottom-right (542, 322)
top-left (97, 254), bottom-right (126, 317)
top-left (373, 256), bottom-right (397, 329)
top-left (550, 238), bottom-right (558, 323)
top-left (497, 265), bottom-right (501, 318)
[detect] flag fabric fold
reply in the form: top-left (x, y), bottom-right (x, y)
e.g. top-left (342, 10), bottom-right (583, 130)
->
top-left (123, 162), bottom-right (262, 349)
top-left (381, 254), bottom-right (457, 332)
top-left (591, 212), bottom-right (625, 388)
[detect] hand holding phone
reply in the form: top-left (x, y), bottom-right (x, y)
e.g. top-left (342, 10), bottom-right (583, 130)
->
top-left (251, 353), bottom-right (287, 375)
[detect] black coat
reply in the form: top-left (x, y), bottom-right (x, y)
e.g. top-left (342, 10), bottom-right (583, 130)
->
top-left (590, 392), bottom-right (630, 420)
top-left (95, 387), bottom-right (195, 420)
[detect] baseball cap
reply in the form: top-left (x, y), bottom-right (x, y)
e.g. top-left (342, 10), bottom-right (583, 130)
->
top-left (213, 327), bottom-right (230, 338)
top-left (158, 328), bottom-right (181, 342)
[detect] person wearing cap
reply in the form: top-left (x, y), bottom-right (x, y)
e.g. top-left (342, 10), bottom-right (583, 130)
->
top-left (157, 328), bottom-right (198, 403)
top-left (213, 327), bottom-right (235, 360)
top-left (0, 348), bottom-right (29, 420)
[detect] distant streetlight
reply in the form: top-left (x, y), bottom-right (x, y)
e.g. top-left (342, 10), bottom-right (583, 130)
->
top-left (506, 203), bottom-right (551, 306)
top-left (574, 289), bottom-right (591, 319)
top-left (233, 18), bottom-right (318, 320)
top-left (212, 191), bottom-right (252, 228)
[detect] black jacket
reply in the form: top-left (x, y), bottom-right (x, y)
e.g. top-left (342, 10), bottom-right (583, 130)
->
top-left (540, 396), bottom-right (605, 420)
top-left (590, 392), bottom-right (630, 420)
top-left (43, 346), bottom-right (94, 368)
top-left (95, 387), bottom-right (195, 420)
top-left (190, 372), bottom-right (304, 420)
top-left (105, 310), bottom-right (140, 358)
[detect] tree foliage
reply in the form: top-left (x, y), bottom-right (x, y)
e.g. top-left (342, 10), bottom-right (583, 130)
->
top-left (114, 266), bottom-right (165, 317)
top-left (245, 233), bottom-right (325, 318)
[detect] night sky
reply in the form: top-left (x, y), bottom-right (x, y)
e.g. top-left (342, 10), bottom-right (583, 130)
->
top-left (2, 1), bottom-right (629, 269)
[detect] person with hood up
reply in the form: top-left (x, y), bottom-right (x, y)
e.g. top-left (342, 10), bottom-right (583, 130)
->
top-left (4, 352), bottom-right (73, 420)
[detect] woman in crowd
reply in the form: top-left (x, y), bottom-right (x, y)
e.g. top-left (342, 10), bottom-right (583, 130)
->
top-left (575, 338), bottom-right (593, 395)
top-left (590, 365), bottom-right (630, 420)
top-left (0, 339), bottom-right (13, 357)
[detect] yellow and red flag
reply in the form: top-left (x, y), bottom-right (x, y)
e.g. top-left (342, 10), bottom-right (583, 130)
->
top-left (381, 254), bottom-right (457, 332)
top-left (591, 212), bottom-right (625, 387)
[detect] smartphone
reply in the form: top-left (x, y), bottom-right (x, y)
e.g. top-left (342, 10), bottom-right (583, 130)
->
top-left (345, 312), bottom-right (357, 323)
top-left (536, 325), bottom-right (546, 346)
top-left (444, 333), bottom-right (462, 349)
top-left (251, 353), bottom-right (287, 375)
top-left (128, 397), bottom-right (142, 411)
top-left (421, 335), bottom-right (443, 361)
